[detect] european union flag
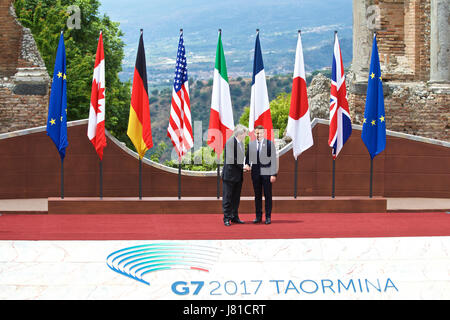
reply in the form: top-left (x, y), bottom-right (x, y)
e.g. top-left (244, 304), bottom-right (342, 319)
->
top-left (46, 32), bottom-right (68, 160)
top-left (361, 34), bottom-right (386, 159)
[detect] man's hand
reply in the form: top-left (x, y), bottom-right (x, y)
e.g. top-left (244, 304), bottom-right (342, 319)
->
top-left (270, 176), bottom-right (277, 183)
top-left (244, 164), bottom-right (251, 172)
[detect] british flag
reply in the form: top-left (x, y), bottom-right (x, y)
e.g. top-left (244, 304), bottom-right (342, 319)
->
top-left (167, 30), bottom-right (193, 159)
top-left (328, 32), bottom-right (352, 159)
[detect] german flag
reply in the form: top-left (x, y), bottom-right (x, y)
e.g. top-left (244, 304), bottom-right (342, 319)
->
top-left (127, 30), bottom-right (153, 159)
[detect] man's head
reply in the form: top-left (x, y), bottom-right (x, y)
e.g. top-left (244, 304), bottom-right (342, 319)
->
top-left (233, 124), bottom-right (248, 142)
top-left (254, 125), bottom-right (265, 141)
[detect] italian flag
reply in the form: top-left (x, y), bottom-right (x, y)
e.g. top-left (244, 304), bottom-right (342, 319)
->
top-left (207, 30), bottom-right (234, 157)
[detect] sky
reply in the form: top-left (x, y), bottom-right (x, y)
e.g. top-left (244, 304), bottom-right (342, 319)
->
top-left (98, 0), bottom-right (354, 82)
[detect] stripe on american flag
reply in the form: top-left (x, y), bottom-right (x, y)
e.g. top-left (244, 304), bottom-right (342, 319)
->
top-left (167, 31), bottom-right (193, 159)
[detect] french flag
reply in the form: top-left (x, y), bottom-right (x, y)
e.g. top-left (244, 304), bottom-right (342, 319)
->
top-left (249, 30), bottom-right (273, 140)
top-left (286, 31), bottom-right (313, 159)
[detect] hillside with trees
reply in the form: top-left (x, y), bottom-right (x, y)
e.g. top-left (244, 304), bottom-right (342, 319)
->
top-left (14, 0), bottom-right (132, 144)
top-left (149, 70), bottom-right (331, 169)
top-left (14, 0), bottom-right (334, 171)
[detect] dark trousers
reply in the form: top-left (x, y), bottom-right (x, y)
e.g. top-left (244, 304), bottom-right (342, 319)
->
top-left (251, 174), bottom-right (272, 219)
top-left (222, 180), bottom-right (243, 222)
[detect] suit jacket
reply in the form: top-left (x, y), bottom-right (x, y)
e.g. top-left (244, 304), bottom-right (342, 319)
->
top-left (245, 138), bottom-right (278, 177)
top-left (222, 137), bottom-right (245, 182)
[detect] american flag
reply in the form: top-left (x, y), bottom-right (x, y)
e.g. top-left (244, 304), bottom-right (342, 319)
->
top-left (328, 32), bottom-right (352, 159)
top-left (167, 31), bottom-right (193, 159)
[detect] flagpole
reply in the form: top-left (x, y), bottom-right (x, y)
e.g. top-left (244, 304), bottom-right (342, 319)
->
top-left (294, 29), bottom-right (300, 199)
top-left (177, 27), bottom-right (183, 200)
top-left (99, 160), bottom-right (103, 199)
top-left (216, 163), bottom-right (220, 199)
top-left (136, 30), bottom-right (144, 201)
top-left (370, 32), bottom-right (376, 199)
top-left (370, 30), bottom-right (375, 199)
top-left (331, 30), bottom-right (337, 200)
top-left (294, 158), bottom-right (298, 198)
top-left (369, 157), bottom-right (373, 198)
top-left (178, 161), bottom-right (181, 200)
top-left (331, 158), bottom-right (336, 198)
top-left (216, 28), bottom-right (222, 200)
top-left (59, 28), bottom-right (66, 201)
top-left (139, 158), bottom-right (142, 200)
top-left (61, 158), bottom-right (64, 199)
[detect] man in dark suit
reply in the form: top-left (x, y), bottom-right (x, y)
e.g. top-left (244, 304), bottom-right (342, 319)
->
top-left (222, 124), bottom-right (248, 226)
top-left (245, 125), bottom-right (278, 224)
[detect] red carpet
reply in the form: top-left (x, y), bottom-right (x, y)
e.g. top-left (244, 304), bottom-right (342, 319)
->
top-left (0, 212), bottom-right (449, 240)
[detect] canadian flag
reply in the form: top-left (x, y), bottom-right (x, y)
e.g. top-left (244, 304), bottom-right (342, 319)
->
top-left (286, 31), bottom-right (313, 159)
top-left (87, 31), bottom-right (106, 160)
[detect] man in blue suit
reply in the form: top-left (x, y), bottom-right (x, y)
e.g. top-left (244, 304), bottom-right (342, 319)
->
top-left (245, 125), bottom-right (278, 224)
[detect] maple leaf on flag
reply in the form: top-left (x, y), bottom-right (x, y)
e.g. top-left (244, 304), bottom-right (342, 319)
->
top-left (91, 78), bottom-right (105, 114)
top-left (88, 31), bottom-right (107, 160)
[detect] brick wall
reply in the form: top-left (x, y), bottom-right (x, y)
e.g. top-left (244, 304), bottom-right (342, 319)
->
top-left (378, 0), bottom-right (406, 58)
top-left (0, 0), bottom-right (49, 134)
top-left (350, 83), bottom-right (450, 141)
top-left (0, 87), bottom-right (49, 131)
top-left (404, 0), bottom-right (419, 76)
top-left (416, 0), bottom-right (431, 81)
top-left (349, 0), bottom-right (449, 142)
top-left (374, 0), bottom-right (431, 82)
top-left (0, 0), bottom-right (22, 77)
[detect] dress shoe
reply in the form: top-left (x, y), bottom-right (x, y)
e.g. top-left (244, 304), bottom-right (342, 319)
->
top-left (232, 218), bottom-right (244, 224)
top-left (265, 218), bottom-right (271, 225)
top-left (253, 218), bottom-right (262, 224)
top-left (224, 220), bottom-right (231, 226)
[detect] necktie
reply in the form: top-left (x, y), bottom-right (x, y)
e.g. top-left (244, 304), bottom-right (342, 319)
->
top-left (257, 141), bottom-right (261, 165)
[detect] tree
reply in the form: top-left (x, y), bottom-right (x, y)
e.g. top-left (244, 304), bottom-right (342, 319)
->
top-left (239, 92), bottom-right (291, 138)
top-left (150, 142), bottom-right (168, 162)
top-left (164, 146), bottom-right (219, 171)
top-left (269, 92), bottom-right (290, 137)
top-left (14, 0), bottom-right (131, 144)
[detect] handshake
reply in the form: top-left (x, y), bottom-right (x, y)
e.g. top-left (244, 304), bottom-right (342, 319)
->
top-left (244, 164), bottom-right (277, 183)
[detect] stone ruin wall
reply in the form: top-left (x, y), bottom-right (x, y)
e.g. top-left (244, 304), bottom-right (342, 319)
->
top-left (346, 0), bottom-right (449, 141)
top-left (0, 0), bottom-right (49, 133)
